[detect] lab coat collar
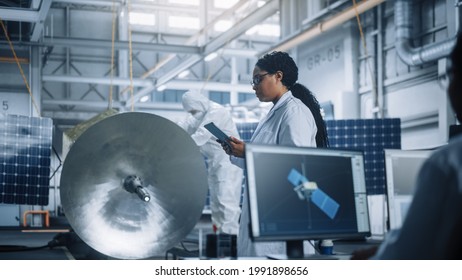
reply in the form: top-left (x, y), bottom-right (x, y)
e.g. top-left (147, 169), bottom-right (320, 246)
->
top-left (251, 91), bottom-right (293, 140)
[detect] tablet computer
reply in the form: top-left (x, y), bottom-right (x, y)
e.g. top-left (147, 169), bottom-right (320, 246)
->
top-left (204, 122), bottom-right (231, 148)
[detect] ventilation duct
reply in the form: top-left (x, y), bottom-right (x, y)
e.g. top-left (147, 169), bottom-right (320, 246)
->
top-left (394, 0), bottom-right (456, 66)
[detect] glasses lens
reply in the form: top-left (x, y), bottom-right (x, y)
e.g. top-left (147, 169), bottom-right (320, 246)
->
top-left (252, 73), bottom-right (268, 86)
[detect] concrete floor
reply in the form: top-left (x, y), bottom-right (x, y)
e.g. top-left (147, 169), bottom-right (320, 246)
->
top-left (0, 214), bottom-right (213, 260)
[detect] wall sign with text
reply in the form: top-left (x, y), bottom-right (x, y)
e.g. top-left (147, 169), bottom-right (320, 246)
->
top-left (305, 44), bottom-right (342, 71)
top-left (1, 93), bottom-right (30, 115)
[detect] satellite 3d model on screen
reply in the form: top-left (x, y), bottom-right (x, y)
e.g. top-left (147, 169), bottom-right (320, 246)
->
top-left (287, 168), bottom-right (340, 220)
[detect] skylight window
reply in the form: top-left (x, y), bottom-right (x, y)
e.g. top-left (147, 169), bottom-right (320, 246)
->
top-left (246, 24), bottom-right (280, 37)
top-left (168, 15), bottom-right (200, 30)
top-left (214, 0), bottom-right (239, 9)
top-left (169, 0), bottom-right (199, 5)
top-left (214, 20), bottom-right (232, 32)
top-left (257, 1), bottom-right (266, 7)
top-left (129, 12), bottom-right (156, 26)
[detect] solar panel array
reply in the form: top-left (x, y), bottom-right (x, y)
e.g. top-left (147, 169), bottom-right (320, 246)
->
top-left (326, 118), bottom-right (401, 194)
top-left (236, 118), bottom-right (401, 195)
top-left (0, 114), bottom-right (53, 206)
top-left (236, 122), bottom-right (259, 142)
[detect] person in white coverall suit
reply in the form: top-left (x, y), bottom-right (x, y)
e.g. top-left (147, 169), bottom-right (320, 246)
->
top-left (178, 91), bottom-right (243, 235)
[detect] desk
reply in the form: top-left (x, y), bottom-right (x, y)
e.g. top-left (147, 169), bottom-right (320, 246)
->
top-left (333, 239), bottom-right (382, 259)
top-left (172, 214), bottom-right (382, 260)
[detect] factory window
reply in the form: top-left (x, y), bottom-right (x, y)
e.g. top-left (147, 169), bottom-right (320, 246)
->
top-left (321, 0), bottom-right (343, 9)
top-left (209, 91), bottom-right (230, 105)
top-left (238, 93), bottom-right (256, 103)
top-left (155, 90), bottom-right (183, 103)
top-left (246, 24), bottom-right (280, 37)
top-left (168, 16), bottom-right (200, 30)
top-left (169, 0), bottom-right (199, 5)
top-left (214, 20), bottom-right (232, 32)
top-left (129, 12), bottom-right (156, 26)
top-left (214, 0), bottom-right (239, 9)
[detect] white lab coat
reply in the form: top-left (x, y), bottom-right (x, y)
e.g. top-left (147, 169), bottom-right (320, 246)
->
top-left (178, 91), bottom-right (243, 235)
top-left (373, 135), bottom-right (462, 259)
top-left (232, 91), bottom-right (318, 257)
top-left (231, 91), bottom-right (316, 169)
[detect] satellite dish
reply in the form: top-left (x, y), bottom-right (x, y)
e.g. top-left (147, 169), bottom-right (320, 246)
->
top-left (60, 112), bottom-right (208, 259)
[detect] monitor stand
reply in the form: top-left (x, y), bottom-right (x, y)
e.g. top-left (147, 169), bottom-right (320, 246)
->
top-left (267, 240), bottom-right (338, 260)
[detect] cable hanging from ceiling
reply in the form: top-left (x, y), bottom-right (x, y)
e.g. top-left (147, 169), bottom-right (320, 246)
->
top-left (0, 18), bottom-right (41, 117)
top-left (127, 0), bottom-right (135, 112)
top-left (109, 0), bottom-right (118, 110)
top-left (352, 0), bottom-right (380, 118)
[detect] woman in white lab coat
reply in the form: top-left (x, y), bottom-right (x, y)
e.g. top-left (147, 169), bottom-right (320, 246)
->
top-left (220, 51), bottom-right (329, 257)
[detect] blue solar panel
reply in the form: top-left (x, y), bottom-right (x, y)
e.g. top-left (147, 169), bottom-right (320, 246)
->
top-left (237, 122), bottom-right (258, 142)
top-left (237, 118), bottom-right (401, 195)
top-left (0, 114), bottom-right (53, 206)
top-left (326, 118), bottom-right (401, 195)
top-left (311, 189), bottom-right (340, 219)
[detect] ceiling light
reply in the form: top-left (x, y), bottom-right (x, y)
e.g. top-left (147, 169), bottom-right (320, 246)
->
top-left (157, 85), bottom-right (167, 92)
top-left (257, 1), bottom-right (266, 7)
top-left (204, 52), bottom-right (218, 62)
top-left (178, 70), bottom-right (190, 78)
top-left (140, 95), bottom-right (149, 102)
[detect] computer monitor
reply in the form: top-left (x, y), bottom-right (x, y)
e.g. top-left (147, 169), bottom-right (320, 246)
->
top-left (384, 149), bottom-right (433, 231)
top-left (245, 144), bottom-right (371, 259)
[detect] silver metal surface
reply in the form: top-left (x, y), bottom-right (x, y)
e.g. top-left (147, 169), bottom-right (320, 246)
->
top-left (60, 112), bottom-right (208, 259)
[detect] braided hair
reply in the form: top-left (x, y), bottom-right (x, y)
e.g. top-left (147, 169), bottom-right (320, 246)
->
top-left (256, 51), bottom-right (330, 147)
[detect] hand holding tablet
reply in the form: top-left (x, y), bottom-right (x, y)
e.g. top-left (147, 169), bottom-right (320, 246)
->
top-left (204, 122), bottom-right (231, 149)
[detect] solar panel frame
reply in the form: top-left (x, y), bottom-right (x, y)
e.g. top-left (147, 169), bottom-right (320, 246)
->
top-left (0, 114), bottom-right (53, 206)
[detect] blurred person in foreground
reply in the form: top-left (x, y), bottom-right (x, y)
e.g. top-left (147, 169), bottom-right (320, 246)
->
top-left (352, 33), bottom-right (462, 260)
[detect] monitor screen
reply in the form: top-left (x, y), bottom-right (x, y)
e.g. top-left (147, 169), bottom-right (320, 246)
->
top-left (245, 144), bottom-right (371, 246)
top-left (384, 149), bottom-right (432, 230)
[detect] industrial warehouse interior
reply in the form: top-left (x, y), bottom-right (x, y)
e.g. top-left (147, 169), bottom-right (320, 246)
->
top-left (1, 0), bottom-right (461, 262)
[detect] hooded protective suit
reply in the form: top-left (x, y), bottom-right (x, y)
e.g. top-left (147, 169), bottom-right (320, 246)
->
top-left (178, 91), bottom-right (243, 235)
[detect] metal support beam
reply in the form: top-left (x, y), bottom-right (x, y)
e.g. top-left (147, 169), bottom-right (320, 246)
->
top-left (30, 46), bottom-right (41, 117)
top-left (41, 36), bottom-right (201, 54)
top-left (42, 74), bottom-right (254, 93)
top-left (42, 99), bottom-right (183, 110)
top-left (53, 0), bottom-right (203, 13)
top-left (264, 0), bottom-right (385, 53)
top-left (52, 0), bottom-right (120, 6)
top-left (30, 0), bottom-right (52, 42)
top-left (0, 8), bottom-right (40, 22)
top-left (203, 0), bottom-right (279, 54)
top-left (42, 75), bottom-right (153, 87)
top-left (163, 80), bottom-right (254, 93)
top-left (130, 0), bottom-right (279, 106)
top-left (118, 0), bottom-right (249, 96)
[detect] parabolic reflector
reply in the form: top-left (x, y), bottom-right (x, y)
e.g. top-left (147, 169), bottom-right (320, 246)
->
top-left (60, 112), bottom-right (208, 259)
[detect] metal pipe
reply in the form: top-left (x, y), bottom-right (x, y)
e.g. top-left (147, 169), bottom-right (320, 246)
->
top-left (265, 0), bottom-right (385, 53)
top-left (394, 0), bottom-right (456, 66)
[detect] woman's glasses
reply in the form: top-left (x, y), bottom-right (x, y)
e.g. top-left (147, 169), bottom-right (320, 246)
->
top-left (251, 73), bottom-right (270, 87)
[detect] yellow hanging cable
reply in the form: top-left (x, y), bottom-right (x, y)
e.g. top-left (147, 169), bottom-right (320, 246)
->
top-left (109, 0), bottom-right (117, 110)
top-left (352, 0), bottom-right (379, 116)
top-left (0, 18), bottom-right (41, 117)
top-left (127, 0), bottom-right (135, 112)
